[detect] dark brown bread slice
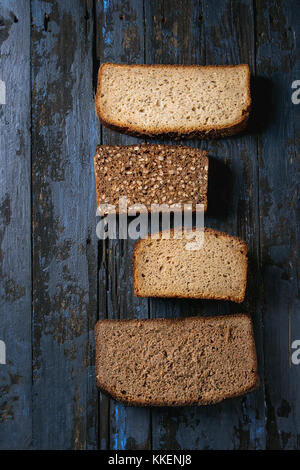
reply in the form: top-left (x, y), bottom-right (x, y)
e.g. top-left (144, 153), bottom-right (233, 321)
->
top-left (94, 315), bottom-right (259, 407)
top-left (95, 63), bottom-right (251, 139)
top-left (133, 228), bottom-right (248, 302)
top-left (94, 144), bottom-right (209, 213)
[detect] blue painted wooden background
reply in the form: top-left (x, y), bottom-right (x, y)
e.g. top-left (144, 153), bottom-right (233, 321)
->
top-left (0, 0), bottom-right (300, 450)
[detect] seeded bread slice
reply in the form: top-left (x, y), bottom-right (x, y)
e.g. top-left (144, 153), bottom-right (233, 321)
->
top-left (95, 63), bottom-right (251, 139)
top-left (133, 228), bottom-right (248, 302)
top-left (95, 315), bottom-right (259, 407)
top-left (94, 144), bottom-right (209, 213)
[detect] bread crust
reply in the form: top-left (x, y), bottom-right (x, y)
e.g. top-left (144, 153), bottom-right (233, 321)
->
top-left (95, 63), bottom-right (251, 139)
top-left (94, 314), bottom-right (259, 407)
top-left (132, 227), bottom-right (248, 303)
top-left (94, 144), bottom-right (209, 213)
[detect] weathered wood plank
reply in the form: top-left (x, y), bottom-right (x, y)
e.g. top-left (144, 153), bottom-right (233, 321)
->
top-left (256, 0), bottom-right (300, 450)
top-left (96, 0), bottom-right (151, 450)
top-left (199, 0), bottom-right (266, 448)
top-left (31, 0), bottom-right (98, 449)
top-left (145, 0), bottom-right (266, 450)
top-left (0, 0), bottom-right (32, 450)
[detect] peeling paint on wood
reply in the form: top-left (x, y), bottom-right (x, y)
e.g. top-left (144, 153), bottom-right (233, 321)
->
top-left (0, 0), bottom-right (32, 450)
top-left (31, 0), bottom-right (99, 450)
top-left (256, 0), bottom-right (300, 451)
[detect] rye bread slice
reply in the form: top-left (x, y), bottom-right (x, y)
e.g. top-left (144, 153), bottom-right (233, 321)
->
top-left (94, 315), bottom-right (259, 407)
top-left (95, 63), bottom-right (251, 139)
top-left (94, 144), bottom-right (209, 213)
top-left (133, 228), bottom-right (248, 302)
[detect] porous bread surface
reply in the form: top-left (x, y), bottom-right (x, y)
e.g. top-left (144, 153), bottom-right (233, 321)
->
top-left (133, 228), bottom-right (248, 302)
top-left (96, 64), bottom-right (251, 138)
top-left (94, 144), bottom-right (209, 212)
top-left (95, 315), bottom-right (259, 406)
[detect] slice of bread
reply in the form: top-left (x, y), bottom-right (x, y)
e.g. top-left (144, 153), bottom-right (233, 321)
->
top-left (94, 144), bottom-right (209, 213)
top-left (94, 315), bottom-right (259, 406)
top-left (95, 63), bottom-right (251, 139)
top-left (133, 228), bottom-right (248, 302)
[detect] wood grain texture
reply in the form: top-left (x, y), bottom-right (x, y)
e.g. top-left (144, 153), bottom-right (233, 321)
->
top-left (0, 0), bottom-right (32, 450)
top-left (96, 0), bottom-right (151, 450)
top-left (256, 0), bottom-right (300, 450)
top-left (31, 0), bottom-right (98, 449)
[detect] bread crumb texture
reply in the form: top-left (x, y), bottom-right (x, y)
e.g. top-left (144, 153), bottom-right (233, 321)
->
top-left (95, 315), bottom-right (259, 406)
top-left (96, 64), bottom-right (251, 137)
top-left (133, 228), bottom-right (248, 302)
top-left (94, 144), bottom-right (208, 212)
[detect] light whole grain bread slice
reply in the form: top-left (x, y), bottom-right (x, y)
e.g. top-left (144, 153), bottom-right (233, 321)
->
top-left (94, 315), bottom-right (259, 407)
top-left (95, 63), bottom-right (251, 139)
top-left (133, 228), bottom-right (248, 302)
top-left (94, 144), bottom-right (209, 213)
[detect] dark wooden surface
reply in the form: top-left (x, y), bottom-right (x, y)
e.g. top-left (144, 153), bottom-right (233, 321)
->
top-left (0, 0), bottom-right (299, 450)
